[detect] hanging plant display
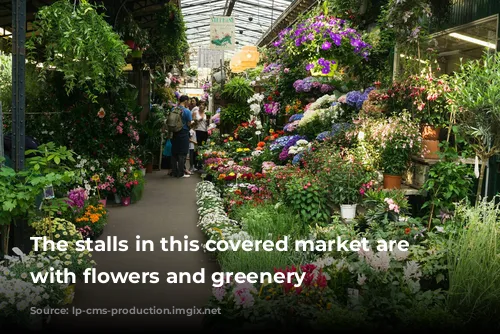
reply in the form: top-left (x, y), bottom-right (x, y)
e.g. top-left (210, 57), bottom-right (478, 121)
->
top-left (27, 0), bottom-right (130, 102)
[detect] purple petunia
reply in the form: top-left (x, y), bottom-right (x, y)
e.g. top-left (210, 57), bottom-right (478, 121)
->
top-left (321, 41), bottom-right (332, 50)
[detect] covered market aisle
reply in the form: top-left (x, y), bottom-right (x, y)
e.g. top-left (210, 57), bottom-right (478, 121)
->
top-left (50, 173), bottom-right (218, 331)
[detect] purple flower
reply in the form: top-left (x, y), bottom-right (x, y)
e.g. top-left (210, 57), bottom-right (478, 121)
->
top-left (305, 63), bottom-right (314, 71)
top-left (320, 84), bottom-right (332, 93)
top-left (67, 187), bottom-right (87, 209)
top-left (321, 41), bottom-right (332, 50)
top-left (321, 67), bottom-right (330, 75)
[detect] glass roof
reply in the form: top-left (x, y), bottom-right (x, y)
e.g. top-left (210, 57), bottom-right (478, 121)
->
top-left (181, 0), bottom-right (295, 67)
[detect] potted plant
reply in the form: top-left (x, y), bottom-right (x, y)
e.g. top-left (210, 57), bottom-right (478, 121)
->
top-left (379, 113), bottom-right (422, 189)
top-left (446, 52), bottom-right (500, 203)
top-left (381, 142), bottom-right (410, 189)
top-left (331, 159), bottom-right (372, 221)
top-left (408, 67), bottom-right (451, 159)
top-left (117, 180), bottom-right (136, 206)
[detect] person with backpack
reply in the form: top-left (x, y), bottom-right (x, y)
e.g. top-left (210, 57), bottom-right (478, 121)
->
top-left (167, 95), bottom-right (192, 178)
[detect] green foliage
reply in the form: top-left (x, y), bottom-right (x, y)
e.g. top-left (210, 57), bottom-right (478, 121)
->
top-left (28, 0), bottom-right (129, 102)
top-left (115, 13), bottom-right (149, 49)
top-left (25, 142), bottom-right (76, 175)
top-left (148, 3), bottom-right (188, 67)
top-left (138, 105), bottom-right (168, 163)
top-left (221, 103), bottom-right (250, 129)
top-left (283, 172), bottom-right (331, 224)
top-left (363, 188), bottom-right (410, 224)
top-left (448, 199), bottom-right (500, 324)
top-left (219, 203), bottom-right (310, 273)
top-left (185, 68), bottom-right (198, 77)
top-left (446, 52), bottom-right (500, 200)
top-left (381, 145), bottom-right (410, 176)
top-left (421, 145), bottom-right (473, 216)
top-left (222, 77), bottom-right (254, 103)
top-left (447, 52), bottom-right (500, 155)
top-left (328, 160), bottom-right (373, 205)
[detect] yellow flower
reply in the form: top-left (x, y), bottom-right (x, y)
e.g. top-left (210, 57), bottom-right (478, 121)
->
top-left (134, 171), bottom-right (140, 178)
top-left (229, 172), bottom-right (235, 177)
top-left (269, 129), bottom-right (275, 134)
top-left (236, 148), bottom-right (243, 153)
top-left (229, 137), bottom-right (234, 141)
top-left (243, 148), bottom-right (250, 152)
top-left (91, 174), bottom-right (100, 182)
top-left (210, 142), bottom-right (215, 146)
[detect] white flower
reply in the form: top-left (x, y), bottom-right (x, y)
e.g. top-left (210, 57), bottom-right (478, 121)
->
top-left (120, 168), bottom-right (126, 173)
top-left (391, 248), bottom-right (409, 261)
top-left (255, 131), bottom-right (262, 136)
top-left (255, 121), bottom-right (263, 130)
top-left (367, 251), bottom-right (391, 272)
top-left (403, 261), bottom-right (422, 282)
top-left (357, 273), bottom-right (367, 286)
top-left (435, 226), bottom-right (445, 233)
top-left (296, 139), bottom-right (309, 146)
top-left (358, 131), bottom-right (365, 141)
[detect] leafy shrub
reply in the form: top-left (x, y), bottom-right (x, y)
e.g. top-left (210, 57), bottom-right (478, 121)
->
top-left (283, 172), bottom-right (331, 224)
top-left (222, 77), bottom-right (254, 103)
top-left (221, 104), bottom-right (251, 129)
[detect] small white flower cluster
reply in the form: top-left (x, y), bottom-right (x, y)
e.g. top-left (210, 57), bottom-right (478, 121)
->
top-left (0, 251), bottom-right (67, 315)
top-left (0, 276), bottom-right (46, 312)
top-left (196, 182), bottom-right (240, 245)
top-left (288, 139), bottom-right (311, 155)
top-left (299, 95), bottom-right (344, 128)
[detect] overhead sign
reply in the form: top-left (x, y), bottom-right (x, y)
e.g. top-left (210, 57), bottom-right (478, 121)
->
top-left (198, 47), bottom-right (225, 68)
top-left (210, 16), bottom-right (235, 50)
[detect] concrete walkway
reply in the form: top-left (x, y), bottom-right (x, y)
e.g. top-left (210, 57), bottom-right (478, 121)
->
top-left (51, 172), bottom-right (218, 332)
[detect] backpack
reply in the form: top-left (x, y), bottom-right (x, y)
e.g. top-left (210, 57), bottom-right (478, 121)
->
top-left (166, 107), bottom-right (184, 133)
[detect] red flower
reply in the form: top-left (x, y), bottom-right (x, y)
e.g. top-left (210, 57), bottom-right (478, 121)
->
top-left (404, 227), bottom-right (411, 235)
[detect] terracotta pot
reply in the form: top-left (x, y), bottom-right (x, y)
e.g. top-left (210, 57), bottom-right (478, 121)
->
top-left (383, 174), bottom-right (402, 189)
top-left (98, 199), bottom-right (107, 207)
top-left (146, 164), bottom-right (153, 173)
top-left (121, 197), bottom-right (131, 207)
top-left (422, 139), bottom-right (440, 159)
top-left (421, 124), bottom-right (440, 140)
top-left (125, 40), bottom-right (135, 49)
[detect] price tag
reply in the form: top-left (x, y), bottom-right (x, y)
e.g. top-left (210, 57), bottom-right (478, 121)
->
top-left (43, 185), bottom-right (55, 200)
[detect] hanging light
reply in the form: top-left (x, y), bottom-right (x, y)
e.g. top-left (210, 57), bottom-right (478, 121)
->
top-left (230, 53), bottom-right (245, 73)
top-left (239, 46), bottom-right (259, 70)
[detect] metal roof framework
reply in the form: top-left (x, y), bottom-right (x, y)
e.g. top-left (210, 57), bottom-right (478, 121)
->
top-left (180, 0), bottom-right (296, 67)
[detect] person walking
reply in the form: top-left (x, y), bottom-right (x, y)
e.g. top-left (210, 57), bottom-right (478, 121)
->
top-left (170, 95), bottom-right (192, 178)
top-left (193, 101), bottom-right (209, 170)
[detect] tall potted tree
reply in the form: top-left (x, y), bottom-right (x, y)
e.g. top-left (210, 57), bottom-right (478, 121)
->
top-left (446, 52), bottom-right (500, 203)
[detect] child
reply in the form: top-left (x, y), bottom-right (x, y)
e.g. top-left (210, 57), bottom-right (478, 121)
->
top-left (162, 138), bottom-right (172, 176)
top-left (187, 124), bottom-right (197, 174)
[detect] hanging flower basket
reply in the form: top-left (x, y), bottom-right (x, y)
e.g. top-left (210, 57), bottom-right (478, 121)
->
top-left (309, 58), bottom-right (338, 77)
